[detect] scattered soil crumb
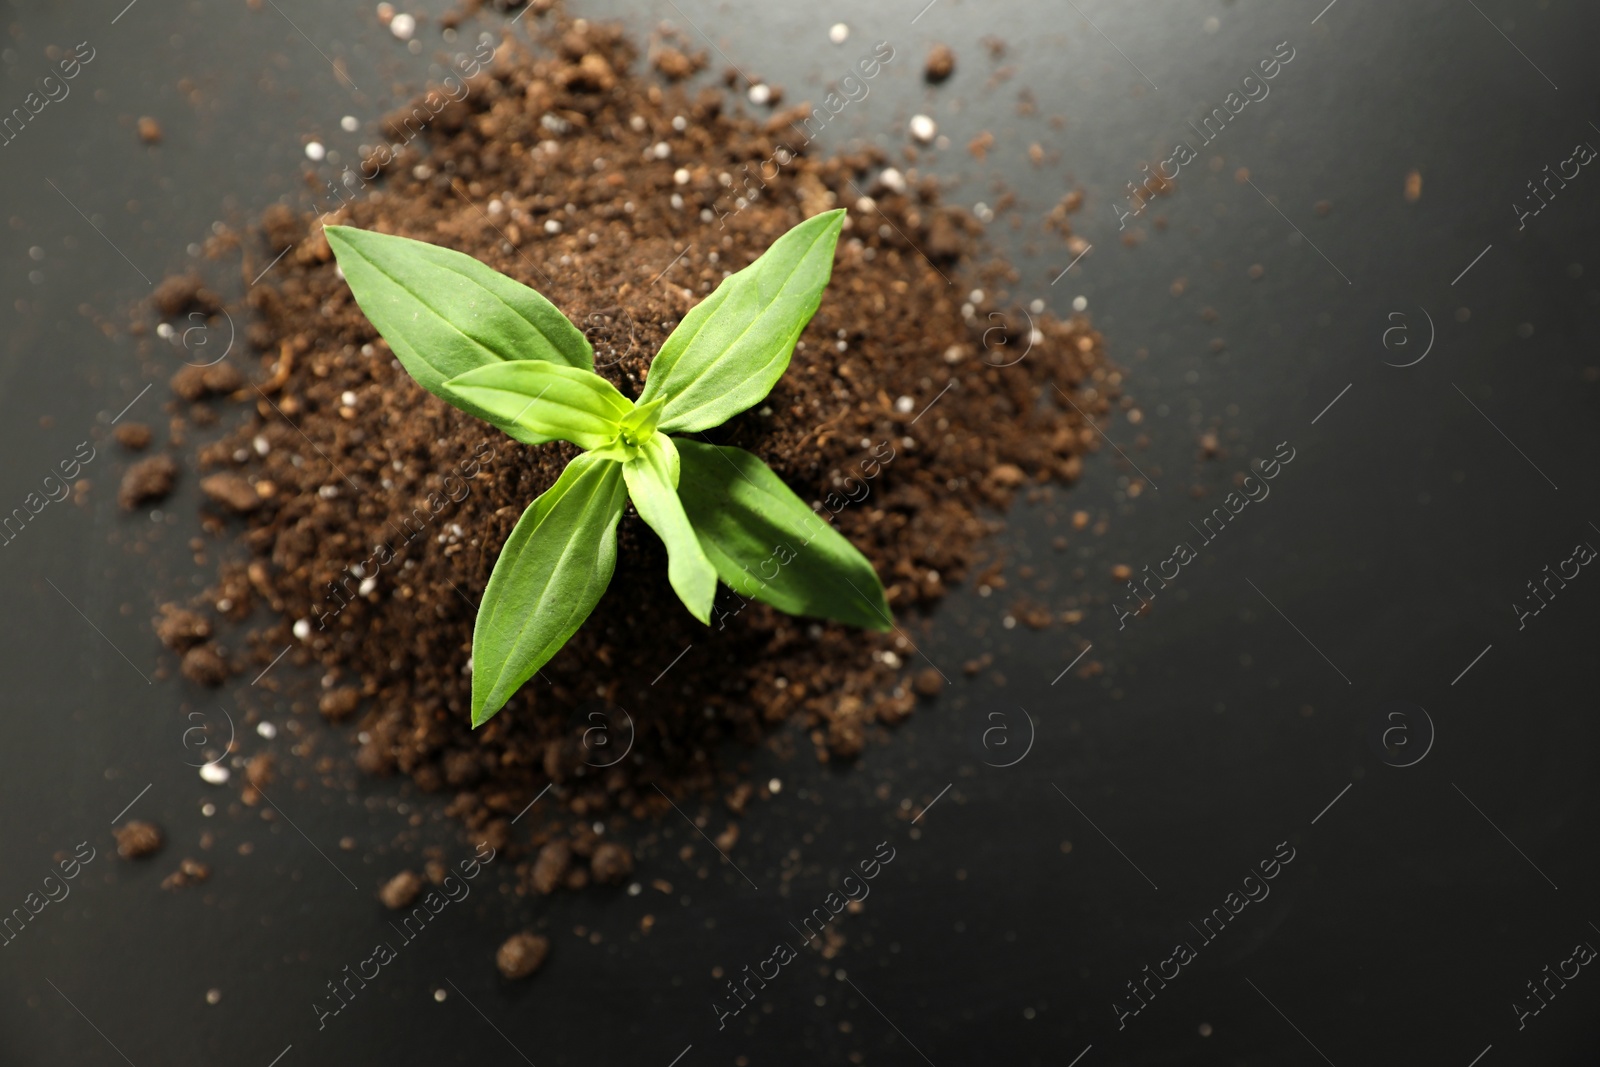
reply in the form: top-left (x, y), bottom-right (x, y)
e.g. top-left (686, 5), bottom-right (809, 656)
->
top-left (180, 644), bottom-right (230, 687)
top-left (161, 858), bottom-right (211, 889)
top-left (155, 604), bottom-right (211, 650)
top-left (590, 841), bottom-right (634, 885)
top-left (114, 821), bottom-right (163, 860)
top-left (988, 463), bottom-right (1024, 488)
top-left (114, 423), bottom-right (152, 451)
top-left (925, 43), bottom-right (955, 82)
top-left (380, 870), bottom-right (424, 909)
top-left (1404, 169), bottom-right (1423, 202)
top-left (319, 687), bottom-right (361, 721)
top-left (199, 472), bottom-right (261, 514)
top-left (496, 931), bottom-right (550, 979)
top-left (138, 116), bottom-right (162, 144)
top-left (170, 361), bottom-right (243, 403)
top-left (651, 45), bottom-right (705, 81)
top-left (529, 841), bottom-right (571, 895)
top-left (119, 455), bottom-right (177, 509)
top-left (152, 274), bottom-right (220, 318)
top-left (246, 754), bottom-right (275, 789)
top-left (1046, 190), bottom-right (1084, 237)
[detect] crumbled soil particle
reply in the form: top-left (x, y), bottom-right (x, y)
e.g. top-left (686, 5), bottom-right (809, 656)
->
top-left (442, 749), bottom-right (482, 787)
top-left (119, 454), bottom-right (177, 509)
top-left (114, 821), bottom-right (163, 859)
top-left (180, 643), bottom-right (230, 687)
top-left (496, 931), bottom-right (550, 979)
top-left (589, 841), bottom-right (633, 885)
top-left (723, 782), bottom-right (754, 816)
top-left (137, 116), bottom-right (162, 144)
top-left (170, 361), bottom-right (243, 403)
top-left (528, 840), bottom-right (570, 895)
top-left (988, 463), bottom-right (1025, 488)
top-left (1046, 190), bottom-right (1084, 238)
top-left (199, 472), bottom-right (261, 514)
top-left (650, 44), bottom-right (704, 81)
top-left (161, 858), bottom-right (211, 889)
top-left (114, 422), bottom-right (152, 451)
top-left (319, 686), bottom-right (362, 721)
top-left (158, 13), bottom-right (1114, 868)
top-left (925, 43), bottom-right (956, 82)
top-left (826, 698), bottom-right (867, 758)
top-left (152, 274), bottom-right (221, 319)
top-left (379, 870), bottom-right (424, 909)
top-left (260, 203), bottom-right (303, 252)
top-left (246, 753), bottom-right (275, 788)
top-left (154, 603), bottom-right (211, 651)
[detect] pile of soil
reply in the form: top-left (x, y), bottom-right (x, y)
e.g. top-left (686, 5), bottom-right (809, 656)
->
top-left (144, 10), bottom-right (1116, 882)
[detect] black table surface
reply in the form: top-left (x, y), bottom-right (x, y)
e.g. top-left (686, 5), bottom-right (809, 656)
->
top-left (4, 0), bottom-right (1599, 1063)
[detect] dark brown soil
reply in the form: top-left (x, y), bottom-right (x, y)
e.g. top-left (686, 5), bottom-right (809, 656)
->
top-left (496, 930), bottom-right (550, 979)
top-left (199, 472), bottom-right (261, 514)
top-left (119, 454), bottom-right (177, 509)
top-left (114, 821), bottom-right (163, 860)
top-left (170, 361), bottom-right (242, 403)
top-left (529, 840), bottom-right (571, 894)
top-left (114, 422), bottom-right (152, 451)
top-left (650, 40), bottom-right (706, 82)
top-left (154, 604), bottom-right (211, 650)
top-left (160, 858), bottom-right (211, 889)
top-left (379, 870), bottom-right (424, 909)
top-left (147, 10), bottom-right (1115, 886)
top-left (152, 273), bottom-right (220, 318)
top-left (590, 840), bottom-right (634, 885)
top-left (179, 644), bottom-right (229, 687)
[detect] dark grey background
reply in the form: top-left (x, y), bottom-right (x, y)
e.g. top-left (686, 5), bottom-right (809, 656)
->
top-left (3, 0), bottom-right (1598, 1063)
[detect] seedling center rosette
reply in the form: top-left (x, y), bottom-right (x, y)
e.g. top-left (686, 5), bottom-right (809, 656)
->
top-left (324, 208), bottom-right (891, 727)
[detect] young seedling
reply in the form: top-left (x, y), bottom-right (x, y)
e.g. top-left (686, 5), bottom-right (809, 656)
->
top-left (325, 209), bottom-right (890, 726)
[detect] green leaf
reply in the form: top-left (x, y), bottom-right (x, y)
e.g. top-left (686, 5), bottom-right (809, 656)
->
top-left (325, 225), bottom-right (593, 445)
top-left (443, 361), bottom-right (632, 451)
top-left (621, 435), bottom-right (717, 623)
top-left (470, 452), bottom-right (626, 727)
top-left (618, 396), bottom-right (666, 441)
top-left (674, 439), bottom-right (891, 631)
top-left (639, 209), bottom-right (845, 433)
